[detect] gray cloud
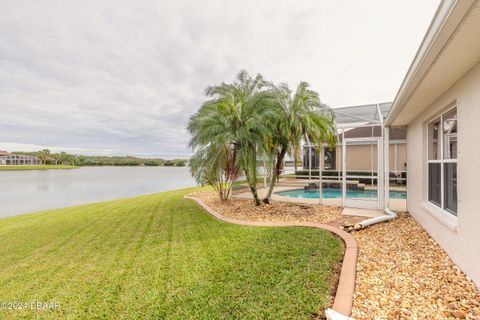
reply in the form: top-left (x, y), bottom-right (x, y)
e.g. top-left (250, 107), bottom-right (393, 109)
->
top-left (0, 0), bottom-right (438, 157)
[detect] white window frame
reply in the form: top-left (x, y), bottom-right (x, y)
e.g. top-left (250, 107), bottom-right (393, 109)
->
top-left (426, 105), bottom-right (457, 216)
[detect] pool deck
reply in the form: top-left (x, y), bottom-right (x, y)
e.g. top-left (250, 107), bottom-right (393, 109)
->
top-left (233, 184), bottom-right (407, 212)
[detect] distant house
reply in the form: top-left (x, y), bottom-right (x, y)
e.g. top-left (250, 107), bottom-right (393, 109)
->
top-left (0, 151), bottom-right (41, 165)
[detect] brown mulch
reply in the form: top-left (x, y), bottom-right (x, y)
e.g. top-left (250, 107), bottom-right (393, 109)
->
top-left (193, 191), bottom-right (480, 320)
top-left (194, 191), bottom-right (363, 227)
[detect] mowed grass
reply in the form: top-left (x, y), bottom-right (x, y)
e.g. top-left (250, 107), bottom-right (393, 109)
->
top-left (0, 165), bottom-right (78, 170)
top-left (0, 188), bottom-right (343, 319)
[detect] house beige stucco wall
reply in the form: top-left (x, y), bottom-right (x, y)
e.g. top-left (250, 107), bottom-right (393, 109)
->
top-left (406, 62), bottom-right (480, 287)
top-left (334, 144), bottom-right (406, 172)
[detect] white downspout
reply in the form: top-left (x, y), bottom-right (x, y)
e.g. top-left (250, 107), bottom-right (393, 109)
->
top-left (355, 206), bottom-right (397, 229)
top-left (325, 309), bottom-right (353, 320)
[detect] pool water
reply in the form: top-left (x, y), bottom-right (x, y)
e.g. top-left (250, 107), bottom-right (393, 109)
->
top-left (275, 188), bottom-right (407, 199)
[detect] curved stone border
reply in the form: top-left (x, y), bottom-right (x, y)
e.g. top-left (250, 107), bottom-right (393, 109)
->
top-left (184, 194), bottom-right (357, 317)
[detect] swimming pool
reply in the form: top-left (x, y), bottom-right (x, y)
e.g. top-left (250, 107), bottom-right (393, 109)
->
top-left (275, 188), bottom-right (407, 199)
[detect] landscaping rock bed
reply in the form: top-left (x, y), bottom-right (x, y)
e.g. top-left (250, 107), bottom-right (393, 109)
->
top-left (195, 191), bottom-right (363, 227)
top-left (352, 214), bottom-right (480, 320)
top-left (194, 191), bottom-right (480, 319)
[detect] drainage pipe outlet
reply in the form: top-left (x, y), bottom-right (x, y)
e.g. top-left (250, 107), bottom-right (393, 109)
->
top-left (354, 207), bottom-right (397, 230)
top-left (325, 308), bottom-right (353, 320)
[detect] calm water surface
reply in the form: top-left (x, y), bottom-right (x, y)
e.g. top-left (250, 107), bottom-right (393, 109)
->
top-left (0, 166), bottom-right (196, 218)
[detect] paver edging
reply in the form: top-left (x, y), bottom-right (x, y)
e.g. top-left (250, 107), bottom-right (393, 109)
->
top-left (184, 194), bottom-right (357, 317)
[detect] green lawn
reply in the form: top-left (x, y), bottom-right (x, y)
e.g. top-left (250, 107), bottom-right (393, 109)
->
top-left (0, 165), bottom-right (78, 170)
top-left (0, 188), bottom-right (343, 319)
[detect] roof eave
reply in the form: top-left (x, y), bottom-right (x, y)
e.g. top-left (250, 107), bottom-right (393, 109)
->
top-left (385, 0), bottom-right (476, 126)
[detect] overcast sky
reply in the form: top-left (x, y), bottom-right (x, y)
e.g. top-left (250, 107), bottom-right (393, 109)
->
top-left (0, 0), bottom-right (439, 158)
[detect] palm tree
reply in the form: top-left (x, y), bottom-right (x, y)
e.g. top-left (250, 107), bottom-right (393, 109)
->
top-left (262, 82), bottom-right (336, 204)
top-left (38, 149), bottom-right (51, 165)
top-left (188, 94), bottom-right (241, 201)
top-left (55, 151), bottom-right (68, 165)
top-left (189, 142), bottom-right (239, 201)
top-left (188, 70), bottom-right (277, 205)
top-left (66, 154), bottom-right (77, 166)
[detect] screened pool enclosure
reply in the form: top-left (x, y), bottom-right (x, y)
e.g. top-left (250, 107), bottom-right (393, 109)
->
top-left (293, 102), bottom-right (406, 210)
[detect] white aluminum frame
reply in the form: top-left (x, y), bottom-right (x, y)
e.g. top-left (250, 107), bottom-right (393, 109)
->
top-left (296, 103), bottom-right (396, 210)
top-left (426, 106), bottom-right (458, 216)
top-left (342, 136), bottom-right (384, 210)
top-left (338, 104), bottom-right (387, 210)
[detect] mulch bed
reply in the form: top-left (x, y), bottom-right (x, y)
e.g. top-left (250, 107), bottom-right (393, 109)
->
top-left (195, 191), bottom-right (363, 227)
top-left (193, 191), bottom-right (480, 319)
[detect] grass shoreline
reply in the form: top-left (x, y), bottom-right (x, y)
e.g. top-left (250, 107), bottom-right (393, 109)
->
top-left (0, 165), bottom-right (79, 170)
top-left (0, 187), bottom-right (343, 319)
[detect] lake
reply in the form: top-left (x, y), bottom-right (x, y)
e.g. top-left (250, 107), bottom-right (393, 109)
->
top-left (0, 166), bottom-right (197, 218)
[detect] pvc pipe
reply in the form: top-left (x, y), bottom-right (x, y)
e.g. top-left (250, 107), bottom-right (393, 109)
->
top-left (325, 308), bottom-right (353, 320)
top-left (354, 206), bottom-right (397, 230)
top-left (383, 127), bottom-right (389, 212)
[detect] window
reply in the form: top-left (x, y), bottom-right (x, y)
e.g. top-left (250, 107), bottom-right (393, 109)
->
top-left (427, 107), bottom-right (457, 215)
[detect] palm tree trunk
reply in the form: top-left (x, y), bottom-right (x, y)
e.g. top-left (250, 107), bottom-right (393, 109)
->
top-left (244, 164), bottom-right (261, 206)
top-left (249, 183), bottom-right (261, 206)
top-left (263, 146), bottom-right (287, 204)
top-left (218, 191), bottom-right (225, 202)
top-left (226, 180), bottom-right (234, 199)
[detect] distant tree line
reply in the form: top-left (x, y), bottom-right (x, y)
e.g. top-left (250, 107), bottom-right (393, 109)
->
top-left (13, 150), bottom-right (187, 167)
